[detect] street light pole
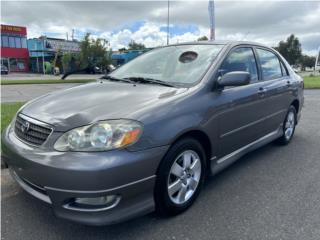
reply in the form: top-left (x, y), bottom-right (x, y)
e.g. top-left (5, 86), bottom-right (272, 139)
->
top-left (35, 41), bottom-right (39, 73)
top-left (167, 0), bottom-right (170, 45)
top-left (42, 37), bottom-right (46, 75)
top-left (208, 0), bottom-right (215, 41)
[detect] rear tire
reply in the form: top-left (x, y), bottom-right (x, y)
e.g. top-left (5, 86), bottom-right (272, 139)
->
top-left (154, 138), bottom-right (206, 216)
top-left (276, 105), bottom-right (297, 145)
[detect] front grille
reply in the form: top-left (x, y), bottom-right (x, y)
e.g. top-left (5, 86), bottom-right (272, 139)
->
top-left (14, 114), bottom-right (52, 146)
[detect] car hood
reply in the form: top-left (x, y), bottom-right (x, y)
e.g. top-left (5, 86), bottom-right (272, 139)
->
top-left (21, 81), bottom-right (187, 131)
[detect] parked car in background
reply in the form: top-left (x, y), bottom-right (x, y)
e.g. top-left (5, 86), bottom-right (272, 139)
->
top-left (2, 41), bottom-right (303, 225)
top-left (87, 66), bottom-right (102, 74)
top-left (106, 64), bottom-right (116, 73)
top-left (1, 64), bottom-right (8, 74)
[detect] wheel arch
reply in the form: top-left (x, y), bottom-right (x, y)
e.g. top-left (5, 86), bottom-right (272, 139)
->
top-left (169, 129), bottom-right (212, 171)
top-left (291, 99), bottom-right (300, 113)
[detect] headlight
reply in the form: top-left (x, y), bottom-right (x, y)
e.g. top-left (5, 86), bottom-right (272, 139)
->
top-left (54, 120), bottom-right (142, 151)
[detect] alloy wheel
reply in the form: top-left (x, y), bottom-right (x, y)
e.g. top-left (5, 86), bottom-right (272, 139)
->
top-left (284, 111), bottom-right (295, 140)
top-left (167, 150), bottom-right (202, 205)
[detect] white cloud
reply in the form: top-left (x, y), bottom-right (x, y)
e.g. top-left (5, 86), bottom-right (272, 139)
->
top-left (99, 22), bottom-right (209, 50)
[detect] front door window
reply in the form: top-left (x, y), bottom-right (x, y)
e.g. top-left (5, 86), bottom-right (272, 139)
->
top-left (220, 47), bottom-right (258, 82)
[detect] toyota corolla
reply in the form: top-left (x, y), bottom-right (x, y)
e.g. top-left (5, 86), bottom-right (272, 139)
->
top-left (2, 41), bottom-right (303, 225)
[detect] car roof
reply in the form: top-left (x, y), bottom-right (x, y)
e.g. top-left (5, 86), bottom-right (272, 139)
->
top-left (169, 40), bottom-right (270, 49)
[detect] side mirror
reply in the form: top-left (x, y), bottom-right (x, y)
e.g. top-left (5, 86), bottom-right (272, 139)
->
top-left (217, 71), bottom-right (251, 88)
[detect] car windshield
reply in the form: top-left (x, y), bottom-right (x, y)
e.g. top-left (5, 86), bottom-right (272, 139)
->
top-left (110, 44), bottom-right (224, 87)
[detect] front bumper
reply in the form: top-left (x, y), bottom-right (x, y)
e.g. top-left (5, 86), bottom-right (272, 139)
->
top-left (2, 126), bottom-right (169, 225)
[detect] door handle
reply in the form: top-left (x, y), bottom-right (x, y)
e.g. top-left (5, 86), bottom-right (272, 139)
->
top-left (258, 87), bottom-right (267, 93)
top-left (258, 87), bottom-right (266, 97)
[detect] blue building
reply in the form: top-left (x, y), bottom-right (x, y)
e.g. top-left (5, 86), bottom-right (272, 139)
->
top-left (28, 36), bottom-right (80, 73)
top-left (111, 49), bottom-right (151, 66)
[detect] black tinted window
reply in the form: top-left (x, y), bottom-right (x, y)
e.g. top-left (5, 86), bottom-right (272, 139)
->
top-left (257, 48), bottom-right (282, 80)
top-left (220, 47), bottom-right (258, 81)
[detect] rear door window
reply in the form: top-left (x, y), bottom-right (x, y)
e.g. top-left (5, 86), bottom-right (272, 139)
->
top-left (256, 48), bottom-right (282, 80)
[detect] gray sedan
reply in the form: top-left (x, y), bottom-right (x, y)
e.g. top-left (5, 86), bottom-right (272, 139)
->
top-left (2, 41), bottom-right (303, 225)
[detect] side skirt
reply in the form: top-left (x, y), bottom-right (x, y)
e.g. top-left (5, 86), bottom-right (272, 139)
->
top-left (210, 127), bottom-right (283, 176)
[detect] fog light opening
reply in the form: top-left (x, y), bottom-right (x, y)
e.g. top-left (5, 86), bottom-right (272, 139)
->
top-left (65, 195), bottom-right (121, 212)
top-left (75, 195), bottom-right (118, 206)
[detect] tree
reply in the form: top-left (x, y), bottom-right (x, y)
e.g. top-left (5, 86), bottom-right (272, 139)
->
top-left (274, 34), bottom-right (302, 65)
top-left (53, 49), bottom-right (62, 68)
top-left (300, 55), bottom-right (316, 71)
top-left (61, 52), bottom-right (81, 73)
top-left (79, 33), bottom-right (112, 69)
top-left (118, 47), bottom-right (127, 52)
top-left (61, 33), bottom-right (112, 79)
top-left (61, 52), bottom-right (73, 73)
top-left (197, 36), bottom-right (208, 41)
top-left (128, 41), bottom-right (146, 50)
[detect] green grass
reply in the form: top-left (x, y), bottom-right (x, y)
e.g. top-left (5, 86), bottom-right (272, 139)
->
top-left (303, 76), bottom-right (320, 89)
top-left (1, 102), bottom-right (25, 134)
top-left (1, 79), bottom-right (96, 85)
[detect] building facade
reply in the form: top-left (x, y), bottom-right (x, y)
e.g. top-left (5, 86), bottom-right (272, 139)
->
top-left (28, 37), bottom-right (80, 73)
top-left (1, 24), bottom-right (29, 72)
top-left (111, 49), bottom-right (151, 66)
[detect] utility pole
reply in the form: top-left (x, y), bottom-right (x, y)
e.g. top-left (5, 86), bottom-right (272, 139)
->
top-left (167, 0), bottom-right (170, 45)
top-left (35, 41), bottom-right (39, 73)
top-left (208, 0), bottom-right (215, 40)
top-left (42, 37), bottom-right (46, 75)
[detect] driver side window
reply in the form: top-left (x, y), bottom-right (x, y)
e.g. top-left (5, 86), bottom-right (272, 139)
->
top-left (220, 47), bottom-right (258, 82)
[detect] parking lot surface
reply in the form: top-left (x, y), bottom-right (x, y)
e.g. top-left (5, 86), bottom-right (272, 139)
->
top-left (1, 90), bottom-right (320, 240)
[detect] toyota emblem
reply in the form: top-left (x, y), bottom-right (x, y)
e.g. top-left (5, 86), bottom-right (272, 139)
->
top-left (21, 121), bottom-right (30, 133)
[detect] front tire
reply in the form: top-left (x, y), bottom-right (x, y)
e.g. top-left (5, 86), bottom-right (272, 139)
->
top-left (276, 105), bottom-right (297, 145)
top-left (155, 138), bottom-right (206, 215)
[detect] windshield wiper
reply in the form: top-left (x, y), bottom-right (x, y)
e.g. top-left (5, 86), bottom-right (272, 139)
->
top-left (100, 75), bottom-right (133, 84)
top-left (123, 77), bottom-right (176, 87)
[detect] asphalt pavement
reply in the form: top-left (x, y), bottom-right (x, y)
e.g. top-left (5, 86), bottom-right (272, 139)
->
top-left (2, 83), bottom-right (81, 102)
top-left (1, 90), bottom-right (320, 240)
